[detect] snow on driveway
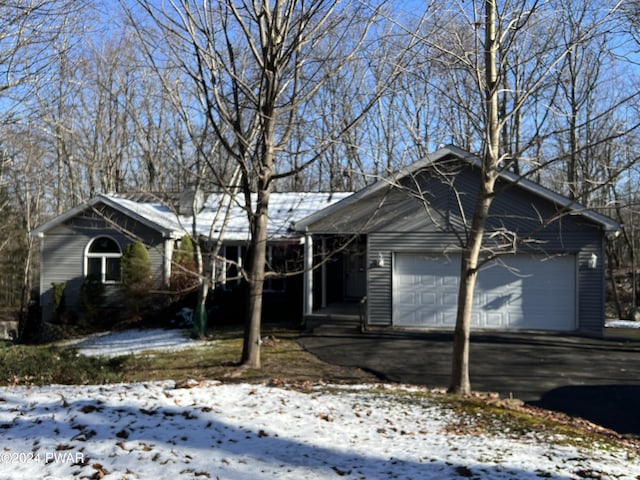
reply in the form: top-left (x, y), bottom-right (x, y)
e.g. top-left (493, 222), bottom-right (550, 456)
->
top-left (0, 381), bottom-right (637, 479)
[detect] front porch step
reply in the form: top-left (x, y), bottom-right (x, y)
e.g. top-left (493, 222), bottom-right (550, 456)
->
top-left (305, 314), bottom-right (362, 335)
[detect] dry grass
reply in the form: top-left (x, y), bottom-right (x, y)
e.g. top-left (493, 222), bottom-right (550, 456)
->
top-left (2, 326), bottom-right (639, 454)
top-left (116, 328), bottom-right (377, 385)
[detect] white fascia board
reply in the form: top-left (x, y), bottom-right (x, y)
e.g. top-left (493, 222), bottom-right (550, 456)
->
top-left (31, 194), bottom-right (182, 239)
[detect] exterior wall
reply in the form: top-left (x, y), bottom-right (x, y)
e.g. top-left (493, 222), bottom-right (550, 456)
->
top-left (368, 232), bottom-right (460, 326)
top-left (362, 163), bottom-right (607, 334)
top-left (39, 204), bottom-right (167, 322)
top-left (367, 230), bottom-right (605, 333)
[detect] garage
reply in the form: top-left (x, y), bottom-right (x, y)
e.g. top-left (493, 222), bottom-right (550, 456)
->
top-left (295, 146), bottom-right (619, 334)
top-left (393, 253), bottom-right (576, 331)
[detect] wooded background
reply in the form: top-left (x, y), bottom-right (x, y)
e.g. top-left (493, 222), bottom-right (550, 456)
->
top-left (2, 0), bottom-right (639, 322)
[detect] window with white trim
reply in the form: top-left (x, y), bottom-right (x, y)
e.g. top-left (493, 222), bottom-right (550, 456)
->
top-left (265, 244), bottom-right (302, 292)
top-left (85, 236), bottom-right (122, 283)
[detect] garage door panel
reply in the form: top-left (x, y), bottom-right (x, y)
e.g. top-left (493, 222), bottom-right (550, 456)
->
top-left (393, 253), bottom-right (575, 331)
top-left (421, 275), bottom-right (437, 288)
top-left (442, 276), bottom-right (459, 287)
top-left (442, 292), bottom-right (458, 307)
top-left (442, 314), bottom-right (457, 327)
top-left (478, 290), bottom-right (518, 310)
top-left (401, 289), bottom-right (418, 304)
top-left (421, 291), bottom-right (437, 305)
top-left (485, 312), bottom-right (505, 328)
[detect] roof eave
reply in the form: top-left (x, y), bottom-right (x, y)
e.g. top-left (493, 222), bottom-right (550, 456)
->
top-left (31, 194), bottom-right (182, 239)
top-left (294, 144), bottom-right (621, 234)
top-left (294, 148), bottom-right (455, 232)
top-left (495, 164), bottom-right (621, 233)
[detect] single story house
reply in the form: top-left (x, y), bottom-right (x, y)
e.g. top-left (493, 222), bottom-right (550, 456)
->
top-left (32, 190), bottom-right (351, 323)
top-left (32, 145), bottom-right (619, 335)
top-left (294, 145), bottom-right (620, 335)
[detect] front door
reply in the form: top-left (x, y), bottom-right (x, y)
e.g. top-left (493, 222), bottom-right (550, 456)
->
top-left (344, 246), bottom-right (366, 299)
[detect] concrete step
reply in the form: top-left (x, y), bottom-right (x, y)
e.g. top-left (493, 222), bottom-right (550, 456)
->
top-left (307, 318), bottom-right (362, 335)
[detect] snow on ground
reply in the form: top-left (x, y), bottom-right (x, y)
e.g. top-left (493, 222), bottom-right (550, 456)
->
top-left (62, 328), bottom-right (205, 357)
top-left (0, 381), bottom-right (638, 480)
top-left (1, 328), bottom-right (637, 479)
top-left (606, 320), bottom-right (640, 329)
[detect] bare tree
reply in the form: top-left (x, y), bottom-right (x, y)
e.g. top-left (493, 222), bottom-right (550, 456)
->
top-left (124, 0), bottom-right (410, 367)
top-left (418, 1), bottom-right (625, 395)
top-left (0, 0), bottom-right (92, 316)
top-left (2, 123), bottom-right (50, 335)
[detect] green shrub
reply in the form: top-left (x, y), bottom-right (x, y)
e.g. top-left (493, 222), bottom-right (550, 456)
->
top-left (120, 241), bottom-right (153, 317)
top-left (174, 234), bottom-right (194, 265)
top-left (51, 282), bottom-right (66, 314)
top-left (0, 344), bottom-right (123, 385)
top-left (171, 235), bottom-right (199, 292)
top-left (122, 241), bottom-right (152, 285)
top-left (79, 275), bottom-right (105, 325)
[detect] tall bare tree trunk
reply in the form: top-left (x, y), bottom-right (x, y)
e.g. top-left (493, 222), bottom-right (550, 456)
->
top-left (242, 193), bottom-right (270, 368)
top-left (128, 0), bottom-right (411, 369)
top-left (192, 240), bottom-right (208, 338)
top-left (449, 0), bottom-right (500, 395)
top-left (449, 189), bottom-right (495, 394)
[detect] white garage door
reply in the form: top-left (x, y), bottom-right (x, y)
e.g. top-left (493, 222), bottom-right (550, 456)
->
top-left (393, 253), bottom-right (576, 330)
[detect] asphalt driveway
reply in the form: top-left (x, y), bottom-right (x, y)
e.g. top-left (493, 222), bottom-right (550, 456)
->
top-left (299, 330), bottom-right (640, 436)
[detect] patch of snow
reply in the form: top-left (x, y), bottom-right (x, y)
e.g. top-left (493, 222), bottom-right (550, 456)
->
top-left (606, 320), bottom-right (640, 329)
top-left (63, 328), bottom-right (205, 358)
top-left (0, 381), bottom-right (637, 479)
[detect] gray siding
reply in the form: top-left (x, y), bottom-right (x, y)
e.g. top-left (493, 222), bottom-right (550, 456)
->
top-left (361, 162), bottom-right (607, 333)
top-left (39, 204), bottom-right (168, 322)
top-left (367, 230), bottom-right (605, 333)
top-left (368, 232), bottom-right (462, 327)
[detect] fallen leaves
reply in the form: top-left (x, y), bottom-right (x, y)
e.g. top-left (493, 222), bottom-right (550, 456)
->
top-left (71, 423), bottom-right (97, 442)
top-left (331, 466), bottom-right (352, 476)
top-left (318, 412), bottom-right (334, 422)
top-left (174, 379), bottom-right (203, 389)
top-left (91, 463), bottom-right (108, 479)
top-left (0, 381), bottom-right (636, 480)
top-left (454, 465), bottom-right (474, 477)
top-left (80, 404), bottom-right (101, 414)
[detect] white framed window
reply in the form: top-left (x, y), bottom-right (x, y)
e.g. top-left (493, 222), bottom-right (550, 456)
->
top-left (85, 236), bottom-right (122, 283)
top-left (265, 244), bottom-right (302, 292)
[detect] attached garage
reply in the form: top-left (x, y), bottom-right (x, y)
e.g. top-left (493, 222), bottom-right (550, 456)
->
top-left (393, 253), bottom-right (576, 330)
top-left (295, 146), bottom-right (620, 335)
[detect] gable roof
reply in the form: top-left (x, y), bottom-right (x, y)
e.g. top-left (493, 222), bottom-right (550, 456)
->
top-left (294, 145), bottom-right (620, 233)
top-left (33, 191), bottom-right (353, 242)
top-left (31, 194), bottom-right (181, 239)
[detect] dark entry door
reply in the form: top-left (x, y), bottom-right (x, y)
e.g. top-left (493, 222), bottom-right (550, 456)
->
top-left (344, 249), bottom-right (366, 299)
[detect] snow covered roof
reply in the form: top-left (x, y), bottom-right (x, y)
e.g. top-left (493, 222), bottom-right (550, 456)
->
top-left (33, 191), bottom-right (353, 242)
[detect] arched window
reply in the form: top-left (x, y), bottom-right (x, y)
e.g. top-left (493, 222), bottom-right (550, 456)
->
top-left (85, 236), bottom-right (122, 283)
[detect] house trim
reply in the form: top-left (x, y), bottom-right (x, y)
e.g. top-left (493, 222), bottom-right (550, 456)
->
top-left (294, 145), bottom-right (620, 234)
top-left (33, 194), bottom-right (181, 240)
